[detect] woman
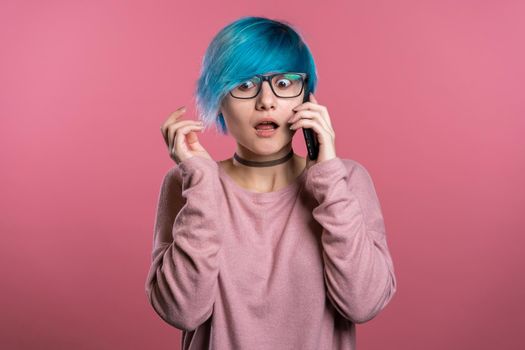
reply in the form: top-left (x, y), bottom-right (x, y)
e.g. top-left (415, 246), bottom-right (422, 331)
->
top-left (145, 16), bottom-right (397, 350)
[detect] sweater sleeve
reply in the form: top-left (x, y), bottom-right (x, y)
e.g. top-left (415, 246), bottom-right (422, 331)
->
top-left (304, 157), bottom-right (397, 324)
top-left (144, 156), bottom-right (223, 331)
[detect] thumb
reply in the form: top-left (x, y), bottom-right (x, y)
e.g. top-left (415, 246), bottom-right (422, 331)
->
top-left (186, 131), bottom-right (206, 151)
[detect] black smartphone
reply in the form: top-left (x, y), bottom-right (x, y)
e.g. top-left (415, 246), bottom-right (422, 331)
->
top-left (301, 90), bottom-right (319, 160)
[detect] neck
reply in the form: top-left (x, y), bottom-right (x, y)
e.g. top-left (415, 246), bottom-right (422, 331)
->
top-left (233, 148), bottom-right (294, 167)
top-left (223, 148), bottom-right (305, 192)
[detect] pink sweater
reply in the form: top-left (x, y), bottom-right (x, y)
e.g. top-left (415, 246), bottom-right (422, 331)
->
top-left (145, 155), bottom-right (397, 349)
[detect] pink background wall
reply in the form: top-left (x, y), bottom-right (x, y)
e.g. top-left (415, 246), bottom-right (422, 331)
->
top-left (1, 0), bottom-right (524, 349)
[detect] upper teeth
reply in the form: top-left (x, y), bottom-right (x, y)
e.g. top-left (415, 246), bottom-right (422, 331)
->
top-left (261, 121), bottom-right (273, 124)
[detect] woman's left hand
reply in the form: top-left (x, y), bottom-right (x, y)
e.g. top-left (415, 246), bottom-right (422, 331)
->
top-left (288, 92), bottom-right (337, 169)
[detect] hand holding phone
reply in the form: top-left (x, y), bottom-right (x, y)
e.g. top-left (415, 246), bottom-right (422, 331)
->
top-left (301, 91), bottom-right (319, 160)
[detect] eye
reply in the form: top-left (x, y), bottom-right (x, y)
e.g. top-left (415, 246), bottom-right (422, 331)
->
top-left (275, 79), bottom-right (292, 88)
top-left (237, 80), bottom-right (256, 91)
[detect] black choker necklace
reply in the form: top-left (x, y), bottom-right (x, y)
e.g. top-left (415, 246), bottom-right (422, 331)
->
top-left (233, 149), bottom-right (294, 167)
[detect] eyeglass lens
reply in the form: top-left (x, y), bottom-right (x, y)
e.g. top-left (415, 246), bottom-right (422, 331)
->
top-left (231, 73), bottom-right (304, 98)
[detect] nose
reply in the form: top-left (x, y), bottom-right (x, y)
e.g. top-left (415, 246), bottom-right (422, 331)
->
top-left (255, 81), bottom-right (276, 110)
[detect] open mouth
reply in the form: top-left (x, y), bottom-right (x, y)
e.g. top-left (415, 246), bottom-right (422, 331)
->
top-left (254, 122), bottom-right (279, 130)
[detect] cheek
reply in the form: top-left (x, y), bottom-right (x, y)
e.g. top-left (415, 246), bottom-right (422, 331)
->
top-left (222, 104), bottom-right (252, 126)
top-left (221, 113), bottom-right (248, 136)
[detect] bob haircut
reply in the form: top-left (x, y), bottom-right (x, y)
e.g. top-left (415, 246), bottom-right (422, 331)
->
top-left (194, 16), bottom-right (319, 134)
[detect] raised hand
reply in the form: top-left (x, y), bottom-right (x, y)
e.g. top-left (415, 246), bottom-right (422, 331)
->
top-left (160, 106), bottom-right (213, 164)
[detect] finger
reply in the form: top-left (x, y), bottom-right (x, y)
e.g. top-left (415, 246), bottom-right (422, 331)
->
top-left (308, 94), bottom-right (332, 128)
top-left (292, 100), bottom-right (326, 117)
top-left (173, 124), bottom-right (205, 157)
top-left (289, 118), bottom-right (331, 143)
top-left (162, 106), bottom-right (186, 129)
top-left (173, 123), bottom-right (205, 156)
top-left (293, 100), bottom-right (333, 130)
top-left (161, 106), bottom-right (187, 143)
top-left (290, 110), bottom-right (332, 133)
top-left (293, 92), bottom-right (321, 110)
top-left (168, 120), bottom-right (203, 151)
top-left (166, 120), bottom-right (203, 150)
top-left (162, 108), bottom-right (187, 145)
top-left (185, 127), bottom-right (207, 152)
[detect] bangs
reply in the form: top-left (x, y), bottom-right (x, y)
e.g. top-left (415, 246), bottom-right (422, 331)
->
top-left (225, 27), bottom-right (309, 84)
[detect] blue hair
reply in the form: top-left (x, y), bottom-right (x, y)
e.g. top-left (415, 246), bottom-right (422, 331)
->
top-left (193, 16), bottom-right (319, 134)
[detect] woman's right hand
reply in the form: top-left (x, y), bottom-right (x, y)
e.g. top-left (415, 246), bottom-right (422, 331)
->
top-left (160, 106), bottom-right (213, 164)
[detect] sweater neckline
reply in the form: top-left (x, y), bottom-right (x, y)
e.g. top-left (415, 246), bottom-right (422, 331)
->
top-left (217, 162), bottom-right (308, 200)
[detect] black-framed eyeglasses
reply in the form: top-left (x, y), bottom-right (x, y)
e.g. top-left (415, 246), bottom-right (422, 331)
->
top-left (229, 72), bottom-right (308, 99)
